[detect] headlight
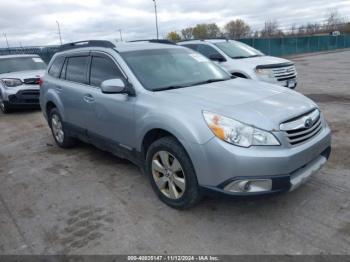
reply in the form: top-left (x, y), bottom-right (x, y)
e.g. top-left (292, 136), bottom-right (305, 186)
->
top-left (1, 78), bottom-right (23, 87)
top-left (255, 68), bottom-right (274, 78)
top-left (203, 111), bottom-right (280, 147)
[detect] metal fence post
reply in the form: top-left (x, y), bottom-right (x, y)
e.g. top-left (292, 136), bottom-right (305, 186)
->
top-left (281, 37), bottom-right (284, 56)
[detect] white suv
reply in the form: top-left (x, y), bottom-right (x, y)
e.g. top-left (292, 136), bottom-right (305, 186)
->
top-left (0, 54), bottom-right (46, 113)
top-left (179, 39), bottom-right (297, 89)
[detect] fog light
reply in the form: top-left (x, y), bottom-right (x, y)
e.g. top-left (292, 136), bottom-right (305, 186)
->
top-left (224, 179), bottom-right (272, 193)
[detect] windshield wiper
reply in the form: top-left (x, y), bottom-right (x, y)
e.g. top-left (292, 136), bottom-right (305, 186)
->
top-left (152, 84), bottom-right (190, 92)
top-left (190, 78), bottom-right (230, 86)
top-left (232, 55), bottom-right (262, 59)
top-left (152, 78), bottom-right (229, 91)
top-left (231, 56), bottom-right (249, 59)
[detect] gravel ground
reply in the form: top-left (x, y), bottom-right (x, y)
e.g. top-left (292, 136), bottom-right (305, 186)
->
top-left (0, 50), bottom-right (349, 255)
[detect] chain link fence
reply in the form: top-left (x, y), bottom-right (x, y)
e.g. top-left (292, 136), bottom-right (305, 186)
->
top-left (0, 46), bottom-right (59, 64)
top-left (239, 34), bottom-right (350, 56)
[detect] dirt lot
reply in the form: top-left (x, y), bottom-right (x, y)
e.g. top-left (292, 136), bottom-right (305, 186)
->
top-left (0, 50), bottom-right (349, 255)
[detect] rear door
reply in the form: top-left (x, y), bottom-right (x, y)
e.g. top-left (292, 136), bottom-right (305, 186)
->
top-left (59, 53), bottom-right (94, 133)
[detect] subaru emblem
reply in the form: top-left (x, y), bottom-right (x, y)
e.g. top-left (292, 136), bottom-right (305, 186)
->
top-left (304, 118), bottom-right (313, 129)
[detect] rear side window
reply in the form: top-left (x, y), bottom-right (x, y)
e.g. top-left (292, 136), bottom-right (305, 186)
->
top-left (48, 56), bottom-right (64, 78)
top-left (197, 44), bottom-right (221, 58)
top-left (66, 56), bottom-right (89, 84)
top-left (90, 56), bottom-right (124, 87)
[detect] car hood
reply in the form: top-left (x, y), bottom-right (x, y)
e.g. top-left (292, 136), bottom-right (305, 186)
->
top-left (228, 55), bottom-right (292, 70)
top-left (0, 70), bottom-right (45, 81)
top-left (161, 79), bottom-right (317, 131)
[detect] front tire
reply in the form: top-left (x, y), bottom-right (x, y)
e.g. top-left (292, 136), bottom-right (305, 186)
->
top-left (0, 97), bottom-right (10, 113)
top-left (49, 108), bottom-right (76, 148)
top-left (146, 137), bottom-right (201, 209)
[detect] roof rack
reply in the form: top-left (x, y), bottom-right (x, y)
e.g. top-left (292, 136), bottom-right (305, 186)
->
top-left (58, 40), bottom-right (116, 52)
top-left (128, 39), bottom-right (177, 45)
top-left (178, 37), bottom-right (230, 43)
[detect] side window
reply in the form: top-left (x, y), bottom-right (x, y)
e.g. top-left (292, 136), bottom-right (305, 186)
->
top-left (66, 56), bottom-right (89, 84)
top-left (89, 56), bottom-right (124, 87)
top-left (182, 44), bottom-right (198, 51)
top-left (197, 44), bottom-right (221, 58)
top-left (48, 56), bottom-right (64, 78)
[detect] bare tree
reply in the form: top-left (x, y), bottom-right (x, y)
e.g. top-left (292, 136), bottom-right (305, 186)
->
top-left (181, 27), bottom-right (194, 40)
top-left (260, 20), bottom-right (282, 38)
top-left (224, 19), bottom-right (251, 39)
top-left (325, 9), bottom-right (344, 32)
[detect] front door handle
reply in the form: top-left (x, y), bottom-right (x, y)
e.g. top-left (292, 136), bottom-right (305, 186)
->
top-left (83, 94), bottom-right (95, 103)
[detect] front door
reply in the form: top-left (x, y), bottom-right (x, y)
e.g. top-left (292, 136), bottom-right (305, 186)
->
top-left (86, 52), bottom-right (136, 150)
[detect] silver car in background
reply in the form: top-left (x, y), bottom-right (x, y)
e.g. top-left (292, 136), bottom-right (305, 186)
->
top-left (40, 40), bottom-right (331, 209)
top-left (0, 54), bottom-right (46, 113)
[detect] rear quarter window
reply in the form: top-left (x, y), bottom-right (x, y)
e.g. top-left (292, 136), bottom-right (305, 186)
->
top-left (48, 56), bottom-right (65, 78)
top-left (182, 44), bottom-right (198, 51)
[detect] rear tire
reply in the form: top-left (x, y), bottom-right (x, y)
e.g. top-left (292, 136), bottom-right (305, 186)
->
top-left (146, 136), bottom-right (201, 209)
top-left (49, 108), bottom-right (77, 148)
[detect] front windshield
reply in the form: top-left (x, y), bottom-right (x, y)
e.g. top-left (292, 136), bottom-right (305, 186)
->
top-left (121, 48), bottom-right (231, 91)
top-left (0, 57), bottom-right (46, 74)
top-left (214, 41), bottom-right (264, 59)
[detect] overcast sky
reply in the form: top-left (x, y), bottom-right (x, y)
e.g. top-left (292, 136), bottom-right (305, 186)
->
top-left (0, 0), bottom-right (349, 47)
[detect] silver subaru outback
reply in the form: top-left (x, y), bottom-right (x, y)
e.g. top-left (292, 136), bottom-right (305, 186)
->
top-left (40, 40), bottom-right (331, 209)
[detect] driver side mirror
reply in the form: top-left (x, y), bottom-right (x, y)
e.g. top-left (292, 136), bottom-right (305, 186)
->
top-left (101, 79), bottom-right (126, 94)
top-left (209, 53), bottom-right (226, 62)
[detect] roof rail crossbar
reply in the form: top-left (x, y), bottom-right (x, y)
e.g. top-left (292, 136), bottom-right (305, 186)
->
top-left (58, 40), bottom-right (116, 52)
top-left (128, 39), bottom-right (177, 45)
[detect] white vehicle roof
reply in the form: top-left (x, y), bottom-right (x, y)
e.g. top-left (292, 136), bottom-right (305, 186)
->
top-left (0, 54), bottom-right (40, 59)
top-left (179, 39), bottom-right (234, 44)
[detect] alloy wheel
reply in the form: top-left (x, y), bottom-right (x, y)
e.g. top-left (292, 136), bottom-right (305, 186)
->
top-left (152, 151), bottom-right (186, 199)
top-left (51, 114), bottom-right (64, 144)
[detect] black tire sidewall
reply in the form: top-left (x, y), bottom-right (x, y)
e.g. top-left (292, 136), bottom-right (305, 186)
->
top-left (146, 137), bottom-right (201, 209)
top-left (0, 96), bottom-right (9, 113)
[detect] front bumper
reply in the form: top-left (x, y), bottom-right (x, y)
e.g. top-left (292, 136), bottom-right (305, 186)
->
top-left (200, 147), bottom-right (331, 197)
top-left (6, 89), bottom-right (40, 107)
top-left (188, 125), bottom-right (331, 197)
top-left (258, 76), bottom-right (297, 89)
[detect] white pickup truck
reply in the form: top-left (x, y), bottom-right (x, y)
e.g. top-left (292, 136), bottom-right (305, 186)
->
top-left (179, 39), bottom-right (297, 89)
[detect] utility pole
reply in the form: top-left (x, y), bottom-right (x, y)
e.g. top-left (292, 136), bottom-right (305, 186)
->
top-left (3, 33), bottom-right (9, 49)
top-left (118, 29), bottom-right (123, 42)
top-left (152, 0), bottom-right (159, 39)
top-left (56, 20), bottom-right (63, 45)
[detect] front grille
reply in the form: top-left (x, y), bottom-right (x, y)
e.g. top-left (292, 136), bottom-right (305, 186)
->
top-left (280, 110), bottom-right (323, 146)
top-left (8, 89), bottom-right (40, 104)
top-left (23, 78), bottom-right (40, 85)
top-left (21, 90), bottom-right (39, 96)
top-left (272, 65), bottom-right (297, 82)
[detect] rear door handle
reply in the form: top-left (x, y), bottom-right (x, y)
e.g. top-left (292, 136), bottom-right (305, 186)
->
top-left (55, 86), bottom-right (62, 92)
top-left (83, 94), bottom-right (95, 103)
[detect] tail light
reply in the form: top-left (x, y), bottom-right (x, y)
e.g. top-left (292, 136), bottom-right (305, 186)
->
top-left (38, 78), bottom-right (43, 87)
